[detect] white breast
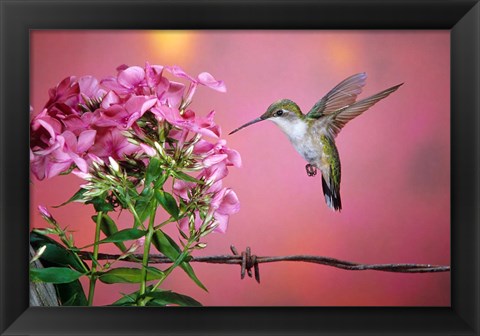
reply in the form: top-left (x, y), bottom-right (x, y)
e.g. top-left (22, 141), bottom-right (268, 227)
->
top-left (270, 118), bottom-right (319, 162)
top-left (271, 118), bottom-right (307, 142)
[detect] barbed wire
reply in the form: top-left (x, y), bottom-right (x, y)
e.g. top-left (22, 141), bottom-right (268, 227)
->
top-left (79, 246), bottom-right (450, 284)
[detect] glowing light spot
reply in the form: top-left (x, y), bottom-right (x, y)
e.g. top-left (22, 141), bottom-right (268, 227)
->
top-left (324, 36), bottom-right (360, 70)
top-left (147, 31), bottom-right (196, 64)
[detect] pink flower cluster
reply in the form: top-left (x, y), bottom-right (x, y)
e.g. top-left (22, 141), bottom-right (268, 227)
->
top-left (31, 63), bottom-right (225, 179)
top-left (30, 62), bottom-right (241, 233)
top-left (174, 139), bottom-right (241, 233)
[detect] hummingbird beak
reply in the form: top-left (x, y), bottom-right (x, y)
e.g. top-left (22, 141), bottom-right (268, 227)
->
top-left (228, 117), bottom-right (264, 135)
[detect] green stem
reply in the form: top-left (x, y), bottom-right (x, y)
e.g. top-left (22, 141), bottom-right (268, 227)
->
top-left (87, 211), bottom-right (103, 306)
top-left (139, 226), bottom-right (196, 306)
top-left (138, 200), bottom-right (157, 306)
top-left (149, 239), bottom-right (194, 294)
top-left (153, 217), bottom-right (175, 231)
top-left (56, 230), bottom-right (90, 274)
top-left (128, 203), bottom-right (145, 230)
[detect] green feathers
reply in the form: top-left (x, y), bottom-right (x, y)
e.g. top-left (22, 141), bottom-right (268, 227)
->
top-left (320, 135), bottom-right (342, 211)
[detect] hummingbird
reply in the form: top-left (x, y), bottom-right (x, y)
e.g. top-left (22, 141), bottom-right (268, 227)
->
top-left (229, 73), bottom-right (403, 211)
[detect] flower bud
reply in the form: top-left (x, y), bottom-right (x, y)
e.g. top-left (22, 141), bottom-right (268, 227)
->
top-left (183, 144), bottom-right (195, 157)
top-left (30, 245), bottom-right (47, 264)
top-left (72, 170), bottom-right (93, 181)
top-left (154, 141), bottom-right (167, 158)
top-left (38, 205), bottom-right (53, 219)
top-left (108, 157), bottom-right (120, 173)
top-left (140, 143), bottom-right (156, 157)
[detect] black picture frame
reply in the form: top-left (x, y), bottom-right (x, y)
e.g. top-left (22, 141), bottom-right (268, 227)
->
top-left (1, 0), bottom-right (479, 335)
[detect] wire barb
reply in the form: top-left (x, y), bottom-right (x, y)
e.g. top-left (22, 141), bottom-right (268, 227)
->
top-left (230, 245), bottom-right (260, 282)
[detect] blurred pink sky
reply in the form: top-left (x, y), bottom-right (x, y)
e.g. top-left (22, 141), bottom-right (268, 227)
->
top-left (30, 30), bottom-right (450, 306)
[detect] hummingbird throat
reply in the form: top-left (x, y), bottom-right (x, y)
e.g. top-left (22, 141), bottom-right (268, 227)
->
top-left (270, 117), bottom-right (308, 143)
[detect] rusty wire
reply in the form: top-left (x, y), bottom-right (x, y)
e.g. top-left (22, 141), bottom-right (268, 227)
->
top-left (78, 245), bottom-right (450, 284)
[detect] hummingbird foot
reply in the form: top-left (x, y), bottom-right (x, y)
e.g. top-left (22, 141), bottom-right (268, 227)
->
top-left (305, 164), bottom-right (317, 177)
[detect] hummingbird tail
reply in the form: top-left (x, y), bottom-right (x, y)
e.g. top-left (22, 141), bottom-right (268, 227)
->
top-left (322, 175), bottom-right (342, 211)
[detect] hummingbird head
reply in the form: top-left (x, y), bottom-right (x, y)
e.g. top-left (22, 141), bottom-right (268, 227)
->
top-left (229, 99), bottom-right (303, 135)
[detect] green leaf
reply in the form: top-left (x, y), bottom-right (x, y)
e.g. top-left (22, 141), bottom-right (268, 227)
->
top-left (93, 214), bottom-right (127, 252)
top-left (145, 157), bottom-right (162, 186)
top-left (146, 290), bottom-right (202, 307)
top-left (99, 228), bottom-right (146, 244)
top-left (134, 190), bottom-right (154, 224)
top-left (155, 190), bottom-right (179, 219)
top-left (152, 230), bottom-right (207, 291)
top-left (98, 267), bottom-right (165, 284)
top-left (62, 292), bottom-right (79, 306)
top-left (172, 171), bottom-right (203, 184)
top-left (30, 231), bottom-right (86, 273)
top-left (153, 172), bottom-right (169, 189)
top-left (110, 290), bottom-right (141, 306)
top-left (80, 228), bottom-right (147, 249)
top-left (110, 297), bottom-right (137, 307)
top-left (30, 231), bottom-right (88, 305)
top-left (152, 230), bottom-right (181, 259)
top-left (56, 280), bottom-right (88, 306)
top-left (86, 196), bottom-right (114, 212)
top-left (38, 244), bottom-right (86, 273)
top-left (179, 263), bottom-right (207, 291)
top-left (30, 267), bottom-right (83, 284)
top-left (53, 188), bottom-right (87, 207)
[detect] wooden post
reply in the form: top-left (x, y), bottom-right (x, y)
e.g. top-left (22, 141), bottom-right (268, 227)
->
top-left (29, 245), bottom-right (59, 306)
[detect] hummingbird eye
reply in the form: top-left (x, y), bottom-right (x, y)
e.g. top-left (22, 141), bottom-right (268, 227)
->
top-left (275, 110), bottom-right (284, 117)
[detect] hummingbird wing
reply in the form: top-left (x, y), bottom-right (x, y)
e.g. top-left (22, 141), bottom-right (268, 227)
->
top-left (322, 83), bottom-right (403, 138)
top-left (306, 73), bottom-right (367, 119)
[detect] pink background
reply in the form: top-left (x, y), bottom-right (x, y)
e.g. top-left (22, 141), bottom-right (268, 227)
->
top-left (30, 31), bottom-right (450, 306)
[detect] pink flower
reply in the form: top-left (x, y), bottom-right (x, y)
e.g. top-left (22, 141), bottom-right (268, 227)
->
top-left (31, 121), bottom-right (97, 179)
top-left (44, 76), bottom-right (80, 111)
top-left (145, 62), bottom-right (165, 89)
top-left (165, 65), bottom-right (197, 82)
top-left (197, 72), bottom-right (226, 92)
top-left (210, 188), bottom-right (240, 233)
top-left (165, 66), bottom-right (226, 92)
top-left (203, 163), bottom-right (229, 184)
top-left (31, 136), bottom-right (72, 180)
top-left (89, 128), bottom-right (139, 161)
top-left (78, 76), bottom-right (106, 100)
top-left (181, 110), bottom-right (221, 139)
top-left (176, 185), bottom-right (239, 234)
top-left (118, 66), bottom-right (145, 90)
top-left (194, 139), bottom-right (241, 168)
top-left (100, 91), bottom-right (121, 108)
top-left (61, 130), bottom-right (97, 172)
top-left (164, 66), bottom-right (226, 106)
top-left (173, 179), bottom-right (196, 200)
top-left (178, 215), bottom-right (203, 233)
top-left (38, 205), bottom-right (53, 219)
top-left (95, 96), bottom-right (157, 129)
top-left (156, 79), bottom-right (185, 108)
top-left (152, 109), bottom-right (221, 139)
top-left (61, 112), bottom-right (97, 135)
top-left (101, 65), bottom-right (147, 96)
top-left (140, 144), bottom-right (156, 157)
top-left (30, 110), bottom-right (63, 149)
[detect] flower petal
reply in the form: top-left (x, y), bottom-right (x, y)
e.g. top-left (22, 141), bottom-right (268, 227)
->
top-left (203, 153), bottom-right (228, 168)
top-left (165, 65), bottom-right (197, 82)
top-left (118, 66), bottom-right (145, 89)
top-left (77, 130), bottom-right (97, 153)
top-left (216, 189), bottom-right (240, 215)
top-left (212, 213), bottom-right (229, 233)
top-left (140, 143), bottom-right (156, 157)
top-left (198, 72), bottom-right (226, 92)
